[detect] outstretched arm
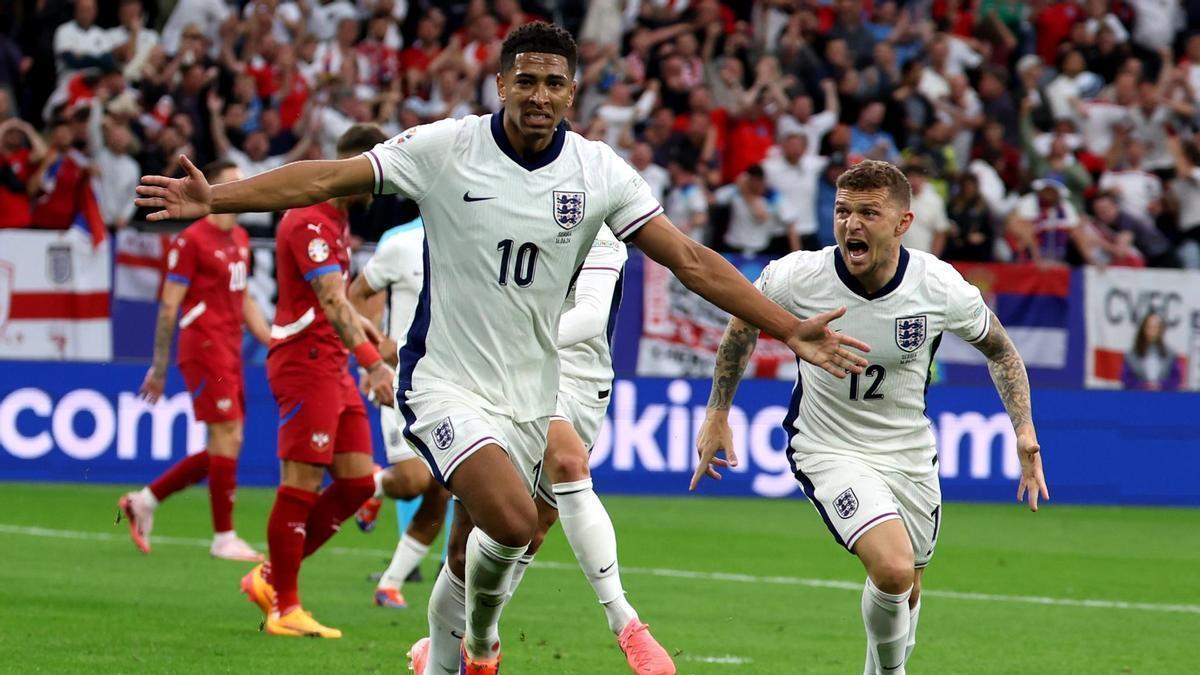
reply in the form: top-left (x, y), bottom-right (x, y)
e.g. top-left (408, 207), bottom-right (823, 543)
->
top-left (630, 214), bottom-right (869, 376)
top-left (691, 316), bottom-right (761, 490)
top-left (972, 313), bottom-right (1048, 510)
top-left (136, 153), bottom-right (376, 221)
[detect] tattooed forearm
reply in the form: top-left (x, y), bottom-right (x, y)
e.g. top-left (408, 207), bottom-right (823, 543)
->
top-left (151, 304), bottom-right (177, 377)
top-left (312, 276), bottom-right (368, 351)
top-left (707, 318), bottom-right (761, 410)
top-left (975, 314), bottom-right (1033, 432)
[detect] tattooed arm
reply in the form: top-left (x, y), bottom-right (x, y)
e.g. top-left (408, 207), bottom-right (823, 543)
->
top-left (139, 280), bottom-right (188, 404)
top-left (311, 271), bottom-right (396, 406)
top-left (690, 317), bottom-right (762, 490)
top-left (973, 312), bottom-right (1049, 511)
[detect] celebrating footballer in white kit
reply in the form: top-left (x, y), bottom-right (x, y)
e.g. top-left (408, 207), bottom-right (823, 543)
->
top-left (694, 161), bottom-right (1049, 675)
top-left (137, 21), bottom-right (871, 674)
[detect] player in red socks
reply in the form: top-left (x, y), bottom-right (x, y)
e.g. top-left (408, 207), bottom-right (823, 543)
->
top-left (119, 160), bottom-right (270, 562)
top-left (239, 124), bottom-right (396, 638)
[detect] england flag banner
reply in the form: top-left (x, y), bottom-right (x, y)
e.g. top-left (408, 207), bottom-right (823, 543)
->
top-left (0, 229), bottom-right (111, 360)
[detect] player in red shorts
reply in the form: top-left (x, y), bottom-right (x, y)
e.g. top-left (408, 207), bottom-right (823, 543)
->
top-left (238, 124), bottom-right (396, 639)
top-left (119, 159), bottom-right (271, 562)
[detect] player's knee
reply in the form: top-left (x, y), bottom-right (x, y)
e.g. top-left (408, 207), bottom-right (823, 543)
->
top-left (871, 559), bottom-right (915, 594)
top-left (548, 449), bottom-right (590, 483)
top-left (909, 581), bottom-right (921, 608)
top-left (447, 545), bottom-right (468, 579)
top-left (382, 466), bottom-right (427, 500)
top-left (207, 423), bottom-right (242, 456)
top-left (489, 499), bottom-right (538, 548)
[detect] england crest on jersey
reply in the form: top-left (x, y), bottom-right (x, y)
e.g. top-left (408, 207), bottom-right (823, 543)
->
top-left (433, 417), bottom-right (455, 450)
top-left (553, 191), bottom-right (586, 230)
top-left (895, 315), bottom-right (927, 352)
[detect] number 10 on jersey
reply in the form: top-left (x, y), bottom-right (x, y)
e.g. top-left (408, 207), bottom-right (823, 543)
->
top-left (496, 240), bottom-right (539, 287)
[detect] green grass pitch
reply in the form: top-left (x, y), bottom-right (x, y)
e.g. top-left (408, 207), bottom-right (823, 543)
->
top-left (0, 483), bottom-right (1196, 674)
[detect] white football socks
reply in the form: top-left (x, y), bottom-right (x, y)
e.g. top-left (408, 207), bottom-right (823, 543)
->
top-left (138, 487), bottom-right (159, 510)
top-left (372, 469), bottom-right (385, 499)
top-left (379, 533), bottom-right (429, 591)
top-left (905, 598), bottom-right (921, 664)
top-left (553, 479), bottom-right (638, 635)
top-left (861, 577), bottom-right (912, 674)
top-left (425, 566), bottom-right (466, 675)
top-left (507, 553), bottom-right (535, 597)
top-left (464, 528), bottom-right (527, 659)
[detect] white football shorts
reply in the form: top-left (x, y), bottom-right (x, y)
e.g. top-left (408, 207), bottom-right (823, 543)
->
top-left (396, 387), bottom-right (549, 495)
top-left (791, 450), bottom-right (942, 568)
top-left (380, 404), bottom-right (419, 464)
top-left (552, 388), bottom-right (608, 451)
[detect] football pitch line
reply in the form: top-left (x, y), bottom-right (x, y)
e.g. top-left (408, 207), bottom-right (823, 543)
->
top-left (4, 523), bottom-right (1198, 616)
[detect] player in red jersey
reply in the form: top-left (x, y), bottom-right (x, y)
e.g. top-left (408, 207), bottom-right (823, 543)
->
top-left (120, 160), bottom-right (271, 562)
top-left (238, 124), bottom-right (396, 639)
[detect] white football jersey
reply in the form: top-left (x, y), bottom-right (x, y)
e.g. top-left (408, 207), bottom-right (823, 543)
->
top-left (559, 226), bottom-right (628, 404)
top-left (756, 247), bottom-right (991, 468)
top-left (361, 218), bottom-right (424, 340)
top-left (365, 114), bottom-right (662, 422)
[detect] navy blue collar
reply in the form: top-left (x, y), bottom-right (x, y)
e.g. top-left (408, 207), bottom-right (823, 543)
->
top-left (489, 112), bottom-right (567, 171)
top-left (834, 246), bottom-right (909, 300)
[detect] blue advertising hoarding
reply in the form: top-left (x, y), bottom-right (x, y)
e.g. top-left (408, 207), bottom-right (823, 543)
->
top-left (1, 361), bottom-right (1196, 505)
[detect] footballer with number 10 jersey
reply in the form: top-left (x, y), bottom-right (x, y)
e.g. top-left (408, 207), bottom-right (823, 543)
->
top-left (363, 113), bottom-right (661, 491)
top-left (165, 217), bottom-right (253, 421)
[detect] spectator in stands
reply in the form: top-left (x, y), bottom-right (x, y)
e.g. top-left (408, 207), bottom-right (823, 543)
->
top-left (162, 0), bottom-right (231, 56)
top-left (1007, 178), bottom-right (1097, 266)
top-left (828, 0), bottom-right (877, 69)
top-left (1168, 131), bottom-right (1200, 268)
top-left (815, 153), bottom-right (849, 248)
top-left (0, 117), bottom-right (46, 229)
top-left (849, 100), bottom-right (899, 162)
top-left (762, 132), bottom-right (826, 252)
top-left (88, 97), bottom-right (139, 230)
top-left (944, 173), bottom-right (995, 262)
top-left (52, 0), bottom-right (111, 87)
top-left (716, 164), bottom-right (783, 257)
top-left (109, 0), bottom-right (160, 83)
top-left (664, 159), bottom-right (709, 244)
top-left (630, 141), bottom-right (670, 205)
top-left (28, 114), bottom-right (91, 230)
top-left (901, 158), bottom-right (950, 257)
top-left (1122, 311), bottom-right (1182, 391)
top-left (1089, 191), bottom-right (1177, 268)
top-left (1099, 136), bottom-right (1163, 226)
top-left (594, 79), bottom-right (658, 160)
top-left (775, 80), bottom-right (839, 157)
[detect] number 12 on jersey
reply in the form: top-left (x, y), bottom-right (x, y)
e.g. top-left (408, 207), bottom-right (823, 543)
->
top-left (848, 364), bottom-right (886, 401)
top-left (496, 239), bottom-right (539, 287)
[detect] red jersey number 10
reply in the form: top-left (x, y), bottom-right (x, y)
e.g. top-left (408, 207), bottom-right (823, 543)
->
top-left (228, 261), bottom-right (248, 292)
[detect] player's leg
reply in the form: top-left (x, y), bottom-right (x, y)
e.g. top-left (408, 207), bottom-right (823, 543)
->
top-left (540, 417), bottom-right (675, 674)
top-left (449, 446), bottom-right (538, 666)
top-left (376, 460), bottom-right (450, 607)
top-left (854, 520), bottom-right (915, 675)
top-left (906, 568), bottom-right (925, 665)
top-left (303, 386), bottom-right (377, 558)
top-left (205, 419), bottom-right (261, 561)
top-left (888, 465), bottom-right (940, 670)
top-left (356, 405), bottom-right (411, 533)
top-left (117, 363), bottom-right (217, 553)
top-left (418, 499), bottom-right (473, 675)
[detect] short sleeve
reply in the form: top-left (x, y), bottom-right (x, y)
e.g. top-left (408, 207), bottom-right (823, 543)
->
top-left (944, 267), bottom-right (991, 344)
top-left (363, 118), bottom-right (459, 200)
top-left (164, 234), bottom-right (197, 286)
top-left (604, 151), bottom-right (664, 241)
top-left (753, 256), bottom-right (793, 307)
top-left (582, 228), bottom-right (628, 273)
top-left (285, 220), bottom-right (341, 282)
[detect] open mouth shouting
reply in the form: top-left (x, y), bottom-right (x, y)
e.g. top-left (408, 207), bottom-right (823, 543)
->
top-left (845, 238), bottom-right (870, 264)
top-left (524, 109), bottom-right (553, 127)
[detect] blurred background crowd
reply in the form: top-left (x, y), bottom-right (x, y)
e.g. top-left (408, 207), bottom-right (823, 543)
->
top-left (1, 0), bottom-right (1199, 267)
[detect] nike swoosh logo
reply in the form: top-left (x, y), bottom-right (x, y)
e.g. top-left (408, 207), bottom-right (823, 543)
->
top-left (480, 597), bottom-right (504, 608)
top-left (450, 630), bottom-right (464, 639)
top-left (599, 562), bottom-right (616, 574)
top-left (463, 191), bottom-right (496, 202)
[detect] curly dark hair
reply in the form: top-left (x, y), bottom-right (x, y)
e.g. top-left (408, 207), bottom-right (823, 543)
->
top-left (500, 21), bottom-right (577, 76)
top-left (836, 159), bottom-right (912, 209)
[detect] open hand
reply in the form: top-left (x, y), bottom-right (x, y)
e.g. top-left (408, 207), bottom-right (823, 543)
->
top-left (1016, 434), bottom-right (1049, 511)
top-left (784, 306), bottom-right (870, 378)
top-left (135, 155), bottom-right (212, 221)
top-left (139, 368), bottom-right (166, 404)
top-left (690, 412), bottom-right (737, 490)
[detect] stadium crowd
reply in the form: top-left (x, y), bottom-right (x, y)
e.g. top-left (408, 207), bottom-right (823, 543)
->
top-left (1, 0), bottom-right (1199, 267)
